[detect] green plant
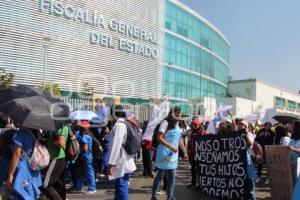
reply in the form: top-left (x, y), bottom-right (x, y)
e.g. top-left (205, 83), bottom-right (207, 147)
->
top-left (40, 83), bottom-right (61, 96)
top-left (0, 68), bottom-right (14, 89)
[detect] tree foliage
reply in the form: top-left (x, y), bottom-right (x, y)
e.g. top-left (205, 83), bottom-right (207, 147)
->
top-left (0, 68), bottom-right (14, 89)
top-left (82, 82), bottom-right (93, 97)
top-left (40, 83), bottom-right (62, 96)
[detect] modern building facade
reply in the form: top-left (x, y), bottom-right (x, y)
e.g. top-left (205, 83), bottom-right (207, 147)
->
top-left (221, 79), bottom-right (300, 117)
top-left (0, 0), bottom-right (165, 101)
top-left (0, 0), bottom-right (231, 115)
top-left (164, 0), bottom-right (231, 114)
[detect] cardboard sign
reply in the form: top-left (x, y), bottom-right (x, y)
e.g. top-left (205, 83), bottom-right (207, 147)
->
top-left (245, 114), bottom-right (258, 124)
top-left (265, 146), bottom-right (293, 200)
top-left (194, 132), bottom-right (247, 199)
top-left (259, 108), bottom-right (277, 124)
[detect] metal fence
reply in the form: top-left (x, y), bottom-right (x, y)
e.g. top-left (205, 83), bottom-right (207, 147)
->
top-left (61, 98), bottom-right (150, 121)
top-left (61, 97), bottom-right (94, 111)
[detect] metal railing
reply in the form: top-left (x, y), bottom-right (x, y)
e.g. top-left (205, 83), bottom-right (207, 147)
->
top-left (61, 98), bottom-right (150, 121)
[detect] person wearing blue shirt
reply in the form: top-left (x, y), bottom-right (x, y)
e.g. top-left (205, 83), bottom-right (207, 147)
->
top-left (151, 107), bottom-right (188, 200)
top-left (102, 126), bottom-right (112, 176)
top-left (288, 120), bottom-right (300, 199)
top-left (289, 145), bottom-right (300, 200)
top-left (6, 128), bottom-right (42, 200)
top-left (238, 121), bottom-right (256, 200)
top-left (73, 121), bottom-right (96, 194)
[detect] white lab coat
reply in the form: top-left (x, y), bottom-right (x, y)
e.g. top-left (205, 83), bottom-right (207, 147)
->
top-left (108, 118), bottom-right (136, 180)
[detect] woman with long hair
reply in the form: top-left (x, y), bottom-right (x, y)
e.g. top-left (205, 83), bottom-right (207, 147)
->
top-left (151, 106), bottom-right (188, 200)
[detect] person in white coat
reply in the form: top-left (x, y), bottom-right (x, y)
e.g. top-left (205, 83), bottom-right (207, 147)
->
top-left (108, 105), bottom-right (136, 200)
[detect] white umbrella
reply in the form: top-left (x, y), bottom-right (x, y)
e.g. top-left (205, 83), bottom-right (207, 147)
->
top-left (70, 110), bottom-right (99, 121)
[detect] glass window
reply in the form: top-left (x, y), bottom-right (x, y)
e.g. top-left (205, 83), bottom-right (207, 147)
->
top-left (297, 104), bottom-right (300, 112)
top-left (165, 21), bottom-right (171, 30)
top-left (275, 97), bottom-right (285, 108)
top-left (177, 26), bottom-right (188, 37)
top-left (166, 1), bottom-right (230, 63)
top-left (287, 100), bottom-right (296, 111)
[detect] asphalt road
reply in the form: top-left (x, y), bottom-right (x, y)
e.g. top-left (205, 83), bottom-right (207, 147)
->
top-left (68, 162), bottom-right (271, 200)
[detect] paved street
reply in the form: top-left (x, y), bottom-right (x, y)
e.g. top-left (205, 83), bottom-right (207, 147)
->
top-left (68, 162), bottom-right (271, 200)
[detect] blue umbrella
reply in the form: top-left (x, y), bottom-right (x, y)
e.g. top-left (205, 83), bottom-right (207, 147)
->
top-left (70, 110), bottom-right (99, 121)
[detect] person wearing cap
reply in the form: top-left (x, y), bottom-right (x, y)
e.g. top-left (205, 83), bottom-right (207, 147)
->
top-left (238, 120), bottom-right (256, 200)
top-left (43, 125), bottom-right (69, 200)
top-left (108, 105), bottom-right (136, 200)
top-left (187, 118), bottom-right (206, 189)
top-left (72, 121), bottom-right (96, 194)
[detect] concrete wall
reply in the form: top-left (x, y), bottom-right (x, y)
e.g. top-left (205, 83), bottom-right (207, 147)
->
top-left (228, 80), bottom-right (256, 101)
top-left (218, 97), bottom-right (262, 117)
top-left (228, 79), bottom-right (300, 115)
top-left (256, 81), bottom-right (300, 114)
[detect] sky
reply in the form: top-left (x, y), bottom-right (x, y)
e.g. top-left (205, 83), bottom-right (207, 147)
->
top-left (180, 0), bottom-right (300, 93)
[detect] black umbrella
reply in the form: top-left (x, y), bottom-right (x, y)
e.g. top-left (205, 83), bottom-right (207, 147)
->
top-left (273, 113), bottom-right (300, 124)
top-left (0, 85), bottom-right (70, 119)
top-left (0, 96), bottom-right (68, 131)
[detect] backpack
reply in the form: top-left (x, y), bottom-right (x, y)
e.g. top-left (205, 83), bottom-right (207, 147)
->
top-left (120, 121), bottom-right (142, 155)
top-left (89, 133), bottom-right (103, 160)
top-left (250, 142), bottom-right (264, 165)
top-left (152, 123), bottom-right (162, 149)
top-left (26, 131), bottom-right (50, 171)
top-left (66, 127), bottom-right (80, 161)
top-left (0, 128), bottom-right (15, 158)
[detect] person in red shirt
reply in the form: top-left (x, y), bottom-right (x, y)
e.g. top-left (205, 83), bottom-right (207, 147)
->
top-left (187, 118), bottom-right (206, 188)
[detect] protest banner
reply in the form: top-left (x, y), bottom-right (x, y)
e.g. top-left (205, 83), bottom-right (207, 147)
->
top-left (142, 98), bottom-right (169, 141)
top-left (265, 146), bottom-right (293, 200)
top-left (194, 132), bottom-right (247, 199)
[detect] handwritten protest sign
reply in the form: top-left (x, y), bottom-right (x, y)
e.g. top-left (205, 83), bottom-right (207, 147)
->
top-left (265, 146), bottom-right (293, 200)
top-left (194, 132), bottom-right (247, 199)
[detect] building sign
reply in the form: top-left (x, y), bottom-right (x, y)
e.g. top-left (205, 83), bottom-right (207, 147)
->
top-left (265, 146), bottom-right (293, 200)
top-left (194, 132), bottom-right (247, 199)
top-left (40, 0), bottom-right (159, 59)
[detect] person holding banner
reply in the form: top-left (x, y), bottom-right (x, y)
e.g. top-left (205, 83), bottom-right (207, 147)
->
top-left (187, 118), bottom-right (206, 189)
top-left (151, 107), bottom-right (188, 200)
top-left (238, 120), bottom-right (256, 200)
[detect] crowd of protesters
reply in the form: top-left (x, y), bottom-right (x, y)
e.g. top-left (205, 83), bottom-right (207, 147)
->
top-left (1, 102), bottom-right (300, 200)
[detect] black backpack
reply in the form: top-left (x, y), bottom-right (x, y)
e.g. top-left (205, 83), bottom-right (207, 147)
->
top-left (89, 133), bottom-right (103, 160)
top-left (65, 127), bottom-right (80, 161)
top-left (120, 121), bottom-right (142, 155)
